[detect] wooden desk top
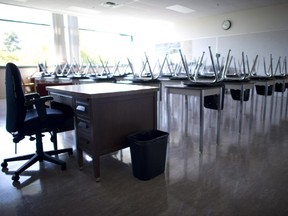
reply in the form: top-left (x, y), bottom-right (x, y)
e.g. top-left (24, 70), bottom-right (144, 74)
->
top-left (165, 84), bottom-right (222, 97)
top-left (46, 82), bottom-right (159, 99)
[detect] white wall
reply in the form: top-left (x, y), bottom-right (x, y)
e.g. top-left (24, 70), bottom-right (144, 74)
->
top-left (165, 4), bottom-right (288, 41)
top-left (133, 3), bottom-right (288, 75)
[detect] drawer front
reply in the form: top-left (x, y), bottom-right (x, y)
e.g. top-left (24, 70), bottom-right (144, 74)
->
top-left (77, 135), bottom-right (92, 154)
top-left (75, 99), bottom-right (90, 117)
top-left (50, 93), bottom-right (73, 106)
top-left (76, 117), bottom-right (92, 136)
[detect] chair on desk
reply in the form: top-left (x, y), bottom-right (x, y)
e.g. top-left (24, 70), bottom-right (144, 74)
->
top-left (273, 56), bottom-right (287, 93)
top-left (123, 55), bottom-right (161, 84)
top-left (179, 47), bottom-right (226, 110)
top-left (250, 54), bottom-right (276, 96)
top-left (223, 52), bottom-right (253, 102)
top-left (1, 62), bottom-right (74, 182)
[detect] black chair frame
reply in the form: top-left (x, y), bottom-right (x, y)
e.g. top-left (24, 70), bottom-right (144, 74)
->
top-left (1, 63), bottom-right (74, 182)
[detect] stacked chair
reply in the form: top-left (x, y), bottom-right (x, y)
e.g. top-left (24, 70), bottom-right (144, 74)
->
top-left (223, 51), bottom-right (252, 102)
top-left (249, 55), bottom-right (277, 120)
top-left (179, 47), bottom-right (229, 110)
top-left (123, 53), bottom-right (160, 84)
top-left (250, 54), bottom-right (276, 96)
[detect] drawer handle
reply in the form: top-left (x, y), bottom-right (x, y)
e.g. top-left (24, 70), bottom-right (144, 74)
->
top-left (76, 105), bottom-right (86, 112)
top-left (78, 122), bottom-right (88, 129)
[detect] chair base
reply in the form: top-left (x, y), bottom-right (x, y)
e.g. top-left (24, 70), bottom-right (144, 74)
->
top-left (1, 148), bottom-right (73, 181)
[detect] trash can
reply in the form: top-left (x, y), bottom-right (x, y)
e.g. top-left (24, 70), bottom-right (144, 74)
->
top-left (128, 130), bottom-right (169, 181)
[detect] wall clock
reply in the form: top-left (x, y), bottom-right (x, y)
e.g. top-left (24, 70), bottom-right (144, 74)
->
top-left (222, 20), bottom-right (232, 30)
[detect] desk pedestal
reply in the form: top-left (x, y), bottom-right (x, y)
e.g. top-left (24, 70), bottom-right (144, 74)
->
top-left (75, 93), bottom-right (157, 181)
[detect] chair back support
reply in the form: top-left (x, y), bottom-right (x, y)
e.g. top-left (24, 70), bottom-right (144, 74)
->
top-left (5, 63), bottom-right (26, 133)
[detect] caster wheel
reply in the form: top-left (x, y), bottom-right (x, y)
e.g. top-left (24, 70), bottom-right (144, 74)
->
top-left (61, 164), bottom-right (66, 171)
top-left (12, 175), bottom-right (20, 182)
top-left (1, 161), bottom-right (8, 168)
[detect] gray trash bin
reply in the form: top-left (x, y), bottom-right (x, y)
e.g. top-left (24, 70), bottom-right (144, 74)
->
top-left (128, 130), bottom-right (169, 180)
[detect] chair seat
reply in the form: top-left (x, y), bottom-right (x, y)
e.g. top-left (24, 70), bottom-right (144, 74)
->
top-left (274, 75), bottom-right (286, 79)
top-left (183, 81), bottom-right (224, 88)
top-left (130, 78), bottom-right (160, 84)
top-left (169, 76), bottom-right (188, 81)
top-left (91, 77), bottom-right (117, 83)
top-left (160, 74), bottom-right (173, 78)
top-left (250, 76), bottom-right (275, 81)
top-left (223, 78), bottom-right (250, 83)
top-left (21, 108), bottom-right (67, 136)
top-left (70, 75), bottom-right (90, 79)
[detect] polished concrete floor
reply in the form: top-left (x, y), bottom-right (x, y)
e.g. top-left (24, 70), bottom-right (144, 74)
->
top-left (1, 88), bottom-right (288, 216)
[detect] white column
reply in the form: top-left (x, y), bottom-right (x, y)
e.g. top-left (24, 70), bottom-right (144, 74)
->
top-left (52, 13), bottom-right (67, 64)
top-left (67, 15), bottom-right (80, 64)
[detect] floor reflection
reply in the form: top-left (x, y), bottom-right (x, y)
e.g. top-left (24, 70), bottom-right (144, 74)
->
top-left (1, 89), bottom-right (288, 215)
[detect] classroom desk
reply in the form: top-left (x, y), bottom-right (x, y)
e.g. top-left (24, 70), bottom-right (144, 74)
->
top-left (274, 76), bottom-right (288, 119)
top-left (224, 81), bottom-right (255, 133)
top-left (47, 83), bottom-right (159, 181)
top-left (165, 84), bottom-right (223, 153)
top-left (252, 78), bottom-right (276, 120)
top-left (35, 77), bottom-right (73, 96)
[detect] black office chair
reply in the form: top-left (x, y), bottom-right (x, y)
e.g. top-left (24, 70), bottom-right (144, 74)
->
top-left (1, 62), bottom-right (74, 182)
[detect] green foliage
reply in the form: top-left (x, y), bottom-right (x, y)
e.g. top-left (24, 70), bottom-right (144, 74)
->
top-left (3, 32), bottom-right (21, 52)
top-left (0, 32), bottom-right (21, 65)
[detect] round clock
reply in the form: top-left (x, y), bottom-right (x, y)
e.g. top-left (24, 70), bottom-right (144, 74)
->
top-left (222, 20), bottom-right (231, 30)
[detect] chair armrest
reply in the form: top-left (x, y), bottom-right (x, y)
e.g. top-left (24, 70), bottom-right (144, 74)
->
top-left (24, 92), bottom-right (40, 101)
top-left (25, 93), bottom-right (40, 109)
top-left (25, 95), bottom-right (54, 121)
top-left (25, 95), bottom-right (53, 106)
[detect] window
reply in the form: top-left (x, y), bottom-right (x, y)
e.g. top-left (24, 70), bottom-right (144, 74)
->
top-left (0, 4), bottom-right (134, 68)
top-left (79, 29), bottom-right (133, 65)
top-left (0, 4), bottom-right (52, 66)
top-left (77, 16), bottom-right (133, 66)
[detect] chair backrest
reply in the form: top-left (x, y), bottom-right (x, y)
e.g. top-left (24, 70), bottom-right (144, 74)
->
top-left (5, 62), bottom-right (26, 133)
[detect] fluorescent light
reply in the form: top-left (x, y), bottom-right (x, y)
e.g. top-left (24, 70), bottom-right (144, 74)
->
top-left (166, 4), bottom-right (195, 14)
top-left (67, 6), bottom-right (101, 14)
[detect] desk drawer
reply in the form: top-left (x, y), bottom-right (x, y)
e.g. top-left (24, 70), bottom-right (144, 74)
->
top-left (76, 118), bottom-right (92, 136)
top-left (77, 135), bottom-right (91, 154)
top-left (50, 93), bottom-right (73, 106)
top-left (75, 99), bottom-right (90, 117)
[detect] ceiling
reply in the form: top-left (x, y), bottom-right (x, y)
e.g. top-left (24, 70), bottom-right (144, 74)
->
top-left (1, 0), bottom-right (288, 23)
